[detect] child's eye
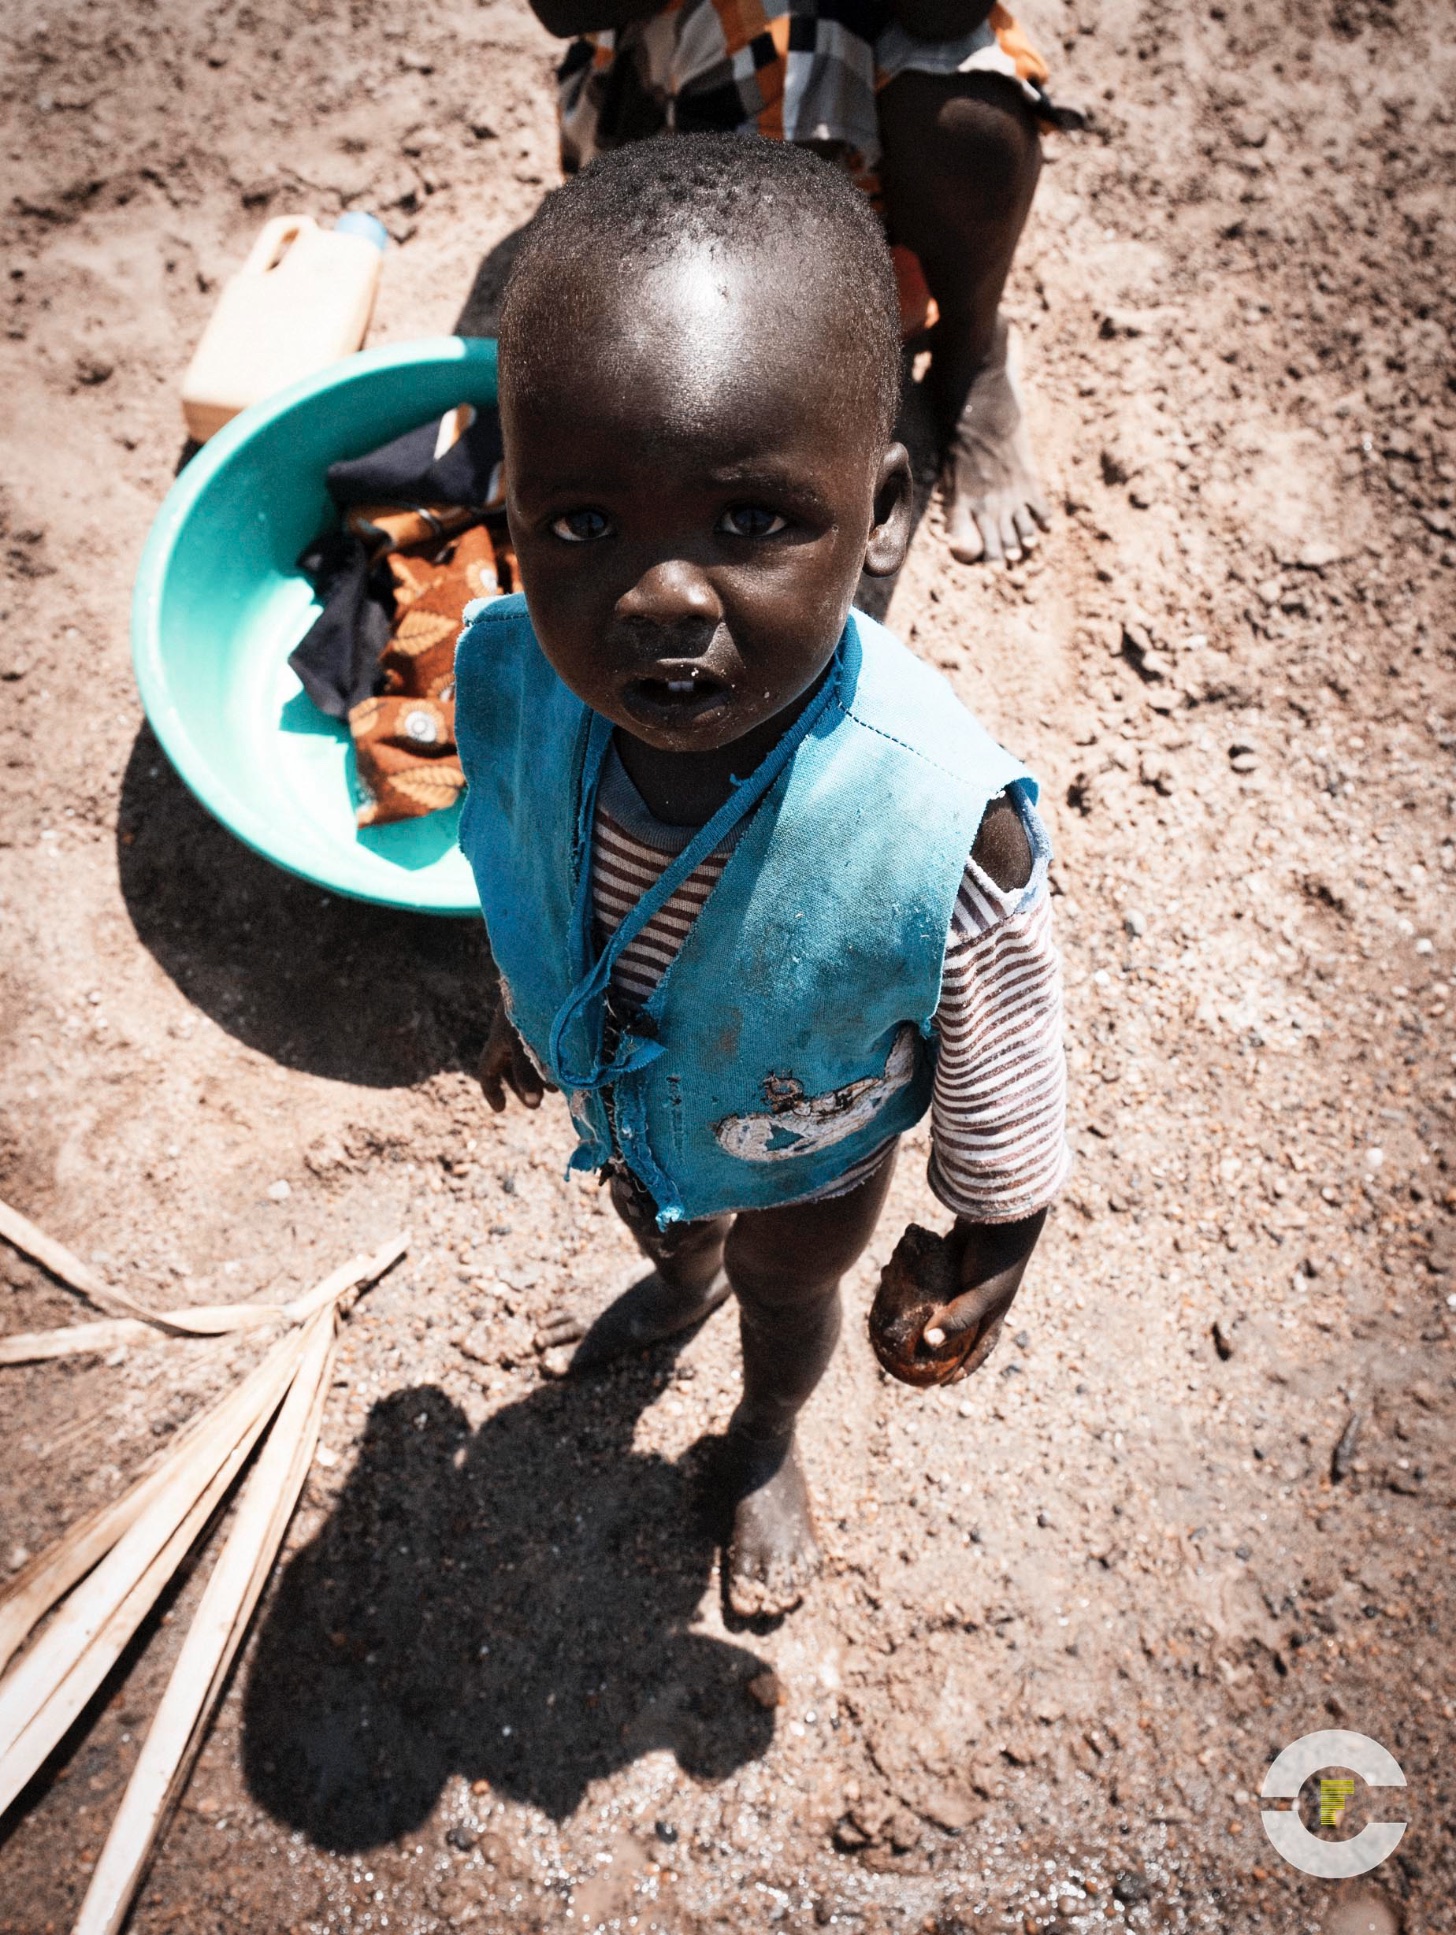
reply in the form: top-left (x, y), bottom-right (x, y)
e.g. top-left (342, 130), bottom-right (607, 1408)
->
top-left (551, 509), bottom-right (612, 543)
top-left (717, 505), bottom-right (789, 539)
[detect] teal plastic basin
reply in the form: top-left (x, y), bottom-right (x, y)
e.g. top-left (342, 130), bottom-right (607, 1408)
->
top-left (132, 336), bottom-right (499, 915)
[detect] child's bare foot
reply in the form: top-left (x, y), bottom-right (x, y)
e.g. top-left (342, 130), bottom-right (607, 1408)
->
top-left (534, 1267), bottom-right (729, 1376)
top-left (720, 1426), bottom-right (821, 1619)
top-left (941, 316), bottom-right (1049, 567)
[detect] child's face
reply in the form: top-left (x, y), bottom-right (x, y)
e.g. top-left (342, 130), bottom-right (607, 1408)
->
top-left (503, 249), bottom-right (910, 753)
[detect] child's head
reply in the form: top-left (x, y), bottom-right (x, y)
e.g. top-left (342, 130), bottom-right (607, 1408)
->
top-left (497, 134), bottom-right (910, 754)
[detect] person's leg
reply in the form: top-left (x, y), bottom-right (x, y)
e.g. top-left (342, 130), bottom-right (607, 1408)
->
top-left (877, 69), bottom-right (1046, 565)
top-left (717, 1144), bottom-right (897, 1616)
top-left (534, 1163), bottom-right (732, 1374)
top-left (536, 1145), bottom-right (896, 1615)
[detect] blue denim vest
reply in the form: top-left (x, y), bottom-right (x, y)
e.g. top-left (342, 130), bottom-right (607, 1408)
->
top-left (455, 596), bottom-right (1031, 1224)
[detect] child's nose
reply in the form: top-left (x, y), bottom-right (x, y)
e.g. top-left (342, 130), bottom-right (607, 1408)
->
top-left (615, 558), bottom-right (723, 627)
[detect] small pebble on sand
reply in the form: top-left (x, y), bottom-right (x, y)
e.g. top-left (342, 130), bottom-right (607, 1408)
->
top-left (747, 1670), bottom-right (784, 1709)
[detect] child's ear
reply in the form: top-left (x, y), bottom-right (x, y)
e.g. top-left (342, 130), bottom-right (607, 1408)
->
top-left (863, 443), bottom-right (913, 578)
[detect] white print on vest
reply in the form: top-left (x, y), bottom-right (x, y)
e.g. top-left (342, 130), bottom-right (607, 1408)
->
top-left (714, 1026), bottom-right (917, 1163)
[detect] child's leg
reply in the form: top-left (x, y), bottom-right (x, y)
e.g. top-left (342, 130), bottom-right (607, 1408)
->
top-left (716, 1146), bottom-right (896, 1615)
top-left (535, 1163), bottom-right (732, 1373)
top-left (537, 1148), bottom-right (896, 1615)
top-left (877, 70), bottom-right (1045, 566)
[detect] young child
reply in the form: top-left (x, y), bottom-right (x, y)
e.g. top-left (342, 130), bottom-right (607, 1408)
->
top-left (524, 0), bottom-right (1076, 566)
top-left (455, 135), bottom-right (1069, 1619)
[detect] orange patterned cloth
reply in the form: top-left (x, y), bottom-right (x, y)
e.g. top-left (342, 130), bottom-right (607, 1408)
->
top-left (985, 1), bottom-right (1049, 85)
top-left (347, 521), bottom-right (507, 827)
top-left (290, 402), bottom-right (512, 824)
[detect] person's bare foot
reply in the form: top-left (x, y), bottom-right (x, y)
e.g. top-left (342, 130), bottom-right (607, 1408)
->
top-left (719, 1426), bottom-right (821, 1619)
top-left (534, 1266), bottom-right (729, 1376)
top-left (941, 315), bottom-right (1050, 567)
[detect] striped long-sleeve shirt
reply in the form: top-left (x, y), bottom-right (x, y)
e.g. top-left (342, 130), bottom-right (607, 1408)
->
top-left (589, 751), bottom-right (1070, 1224)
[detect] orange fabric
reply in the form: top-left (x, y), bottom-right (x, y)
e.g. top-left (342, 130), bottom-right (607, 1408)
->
top-left (752, 12), bottom-right (795, 138)
top-left (348, 522), bottom-right (503, 828)
top-left (715, 0), bottom-right (771, 58)
top-left (347, 694), bottom-right (466, 825)
top-left (989, 2), bottom-right (1049, 86)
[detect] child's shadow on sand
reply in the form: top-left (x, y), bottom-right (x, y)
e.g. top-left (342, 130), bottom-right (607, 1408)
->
top-left (241, 1355), bottom-right (775, 1844)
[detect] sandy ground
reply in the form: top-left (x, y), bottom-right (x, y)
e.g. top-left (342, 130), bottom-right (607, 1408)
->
top-left (2, 0), bottom-right (1455, 1930)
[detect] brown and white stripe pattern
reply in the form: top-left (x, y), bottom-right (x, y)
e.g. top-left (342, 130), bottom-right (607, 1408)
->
top-left (926, 865), bottom-right (1071, 1223)
top-left (590, 804), bottom-right (1069, 1223)
top-left (591, 808), bottom-right (733, 1008)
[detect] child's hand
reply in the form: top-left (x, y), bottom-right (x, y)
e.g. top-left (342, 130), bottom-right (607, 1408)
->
top-left (868, 1211), bottom-right (1045, 1387)
top-left (477, 1001), bottom-right (557, 1113)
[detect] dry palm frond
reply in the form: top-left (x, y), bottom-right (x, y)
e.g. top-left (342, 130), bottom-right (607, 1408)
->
top-left (0, 1319), bottom-right (157, 1366)
top-left (0, 1237), bottom-right (406, 1681)
top-left (0, 1339), bottom-right (288, 1679)
top-left (0, 1328), bottom-right (306, 1798)
top-left (0, 1406), bottom-right (272, 1818)
top-left (0, 1225), bottom-right (406, 1913)
top-left (0, 1199), bottom-right (156, 1323)
top-left (0, 1203), bottom-right (408, 1359)
top-left (34, 1329), bottom-right (240, 1468)
top-left (74, 1307), bottom-right (337, 1935)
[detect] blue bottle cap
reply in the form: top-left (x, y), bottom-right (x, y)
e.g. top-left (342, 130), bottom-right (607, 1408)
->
top-left (334, 210), bottom-right (388, 251)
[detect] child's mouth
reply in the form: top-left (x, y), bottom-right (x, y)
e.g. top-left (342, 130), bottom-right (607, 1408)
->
top-left (624, 668), bottom-right (731, 725)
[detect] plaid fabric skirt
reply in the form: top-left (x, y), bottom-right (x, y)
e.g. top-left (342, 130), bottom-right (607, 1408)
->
top-left (557, 0), bottom-right (1059, 181)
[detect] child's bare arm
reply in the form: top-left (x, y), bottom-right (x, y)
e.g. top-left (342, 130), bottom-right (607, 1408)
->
top-left (868, 1211), bottom-right (1043, 1384)
top-left (887, 0), bottom-right (995, 42)
top-left (869, 787), bottom-right (1053, 1385)
top-left (927, 1209), bottom-right (1044, 1375)
top-left (477, 1000), bottom-right (556, 1112)
top-left (971, 786), bottom-right (1032, 891)
top-left (527, 0), bottom-right (663, 37)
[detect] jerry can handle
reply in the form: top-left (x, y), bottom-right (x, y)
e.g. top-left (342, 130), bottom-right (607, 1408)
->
top-left (241, 215), bottom-right (315, 276)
